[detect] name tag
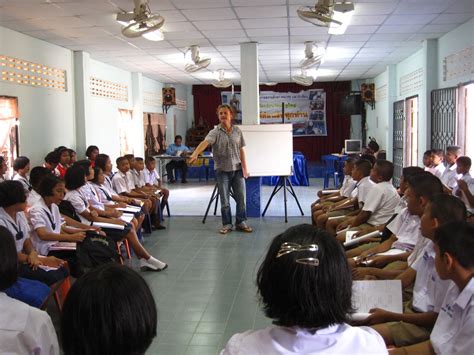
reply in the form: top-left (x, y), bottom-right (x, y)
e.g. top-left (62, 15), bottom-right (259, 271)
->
top-left (441, 303), bottom-right (454, 318)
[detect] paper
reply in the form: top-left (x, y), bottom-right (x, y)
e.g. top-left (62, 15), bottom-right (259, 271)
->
top-left (345, 231), bottom-right (359, 242)
top-left (348, 313), bottom-right (371, 321)
top-left (49, 242), bottom-right (76, 251)
top-left (38, 264), bottom-right (60, 272)
top-left (377, 249), bottom-right (406, 256)
top-left (120, 214), bottom-right (134, 223)
top-left (322, 189), bottom-right (339, 194)
top-left (343, 230), bottom-right (381, 248)
top-left (117, 206), bottom-right (141, 213)
top-left (352, 280), bottom-right (403, 314)
top-left (328, 215), bottom-right (346, 221)
top-left (92, 222), bottom-right (125, 230)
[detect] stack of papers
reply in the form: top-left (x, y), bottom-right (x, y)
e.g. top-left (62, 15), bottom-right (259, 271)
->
top-left (344, 230), bottom-right (381, 248)
top-left (92, 222), bottom-right (125, 230)
top-left (49, 242), bottom-right (76, 251)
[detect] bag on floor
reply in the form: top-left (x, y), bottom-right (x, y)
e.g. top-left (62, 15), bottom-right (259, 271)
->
top-left (76, 233), bottom-right (121, 272)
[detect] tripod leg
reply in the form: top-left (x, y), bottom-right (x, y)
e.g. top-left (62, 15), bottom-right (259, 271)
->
top-left (203, 184), bottom-right (219, 224)
top-left (262, 177), bottom-right (282, 217)
top-left (283, 176), bottom-right (288, 223)
top-left (287, 178), bottom-right (304, 216)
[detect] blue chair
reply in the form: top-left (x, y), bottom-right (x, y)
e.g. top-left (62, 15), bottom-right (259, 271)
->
top-left (321, 155), bottom-right (339, 189)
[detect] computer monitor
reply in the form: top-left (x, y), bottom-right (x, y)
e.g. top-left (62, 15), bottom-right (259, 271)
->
top-left (344, 139), bottom-right (362, 154)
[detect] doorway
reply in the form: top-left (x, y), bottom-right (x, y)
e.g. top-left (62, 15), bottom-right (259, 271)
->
top-left (0, 96), bottom-right (19, 178)
top-left (405, 95), bottom-right (419, 166)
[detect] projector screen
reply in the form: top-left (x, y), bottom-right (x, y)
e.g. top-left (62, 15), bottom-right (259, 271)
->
top-left (239, 124), bottom-right (293, 177)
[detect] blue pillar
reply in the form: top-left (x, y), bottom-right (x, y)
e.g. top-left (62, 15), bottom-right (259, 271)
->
top-left (245, 177), bottom-right (261, 217)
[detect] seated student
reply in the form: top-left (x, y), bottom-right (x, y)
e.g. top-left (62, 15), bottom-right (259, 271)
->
top-left (317, 159), bottom-right (374, 233)
top-left (43, 151), bottom-right (59, 172)
top-left (395, 166), bottom-right (424, 212)
top-left (422, 149), bottom-right (434, 173)
top-left (144, 156), bottom-right (170, 211)
top-left (68, 148), bottom-right (77, 165)
top-left (441, 146), bottom-right (462, 192)
top-left (452, 156), bottom-right (474, 215)
top-left (0, 181), bottom-right (68, 286)
top-left (0, 230), bottom-right (59, 355)
top-left (53, 146), bottom-right (70, 179)
top-left (165, 135), bottom-right (191, 183)
top-left (85, 145), bottom-right (99, 167)
top-left (61, 263), bottom-right (156, 355)
top-left (12, 156), bottom-right (32, 194)
top-left (335, 160), bottom-right (400, 237)
top-left (430, 149), bottom-right (446, 179)
top-left (311, 157), bottom-right (356, 223)
top-left (221, 224), bottom-right (387, 354)
top-left (0, 156), bottom-right (8, 182)
top-left (362, 194), bottom-right (467, 348)
top-left (390, 222), bottom-right (474, 355)
top-left (27, 166), bottom-right (53, 207)
top-left (64, 165), bottom-right (167, 271)
top-left (95, 153), bottom-right (117, 192)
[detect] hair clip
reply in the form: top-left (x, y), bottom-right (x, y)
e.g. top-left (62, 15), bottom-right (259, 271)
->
top-left (276, 242), bottom-right (319, 266)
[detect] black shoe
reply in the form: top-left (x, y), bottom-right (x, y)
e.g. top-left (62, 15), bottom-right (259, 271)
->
top-left (152, 224), bottom-right (166, 230)
top-left (169, 179), bottom-right (176, 184)
top-left (181, 180), bottom-right (188, 183)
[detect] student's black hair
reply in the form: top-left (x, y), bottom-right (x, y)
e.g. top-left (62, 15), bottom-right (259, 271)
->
top-left (406, 172), bottom-right (443, 199)
top-left (73, 159), bottom-right (91, 173)
top-left (145, 156), bottom-right (155, 164)
top-left (135, 157), bottom-right (144, 162)
top-left (429, 194), bottom-right (467, 224)
top-left (61, 263), bottom-right (157, 355)
top-left (0, 227), bottom-right (18, 291)
top-left (0, 156), bottom-right (4, 165)
top-left (95, 154), bottom-right (110, 172)
top-left (55, 146), bottom-right (69, 157)
top-left (13, 156), bottom-right (30, 171)
top-left (402, 166), bottom-right (424, 179)
top-left (446, 146), bottom-right (462, 156)
top-left (30, 167), bottom-right (54, 190)
top-left (44, 151), bottom-right (59, 164)
top-left (116, 156), bottom-right (128, 166)
top-left (67, 148), bottom-right (76, 155)
top-left (359, 154), bottom-right (376, 166)
top-left (368, 139), bottom-right (379, 153)
top-left (434, 222), bottom-right (474, 269)
top-left (431, 149), bottom-right (444, 159)
top-left (64, 165), bottom-right (87, 190)
top-left (0, 180), bottom-right (27, 207)
top-left (123, 154), bottom-right (135, 161)
top-left (37, 174), bottom-right (63, 197)
top-left (354, 159), bottom-right (372, 177)
top-left (457, 156), bottom-right (472, 168)
top-left (423, 150), bottom-right (432, 157)
top-left (85, 145), bottom-right (99, 159)
top-left (174, 135), bottom-right (183, 141)
top-left (91, 166), bottom-right (102, 184)
top-left (374, 159), bottom-right (394, 181)
top-left (257, 224), bottom-right (353, 328)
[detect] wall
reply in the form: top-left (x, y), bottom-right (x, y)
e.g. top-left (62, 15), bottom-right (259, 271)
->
top-left (0, 25), bottom-right (75, 165)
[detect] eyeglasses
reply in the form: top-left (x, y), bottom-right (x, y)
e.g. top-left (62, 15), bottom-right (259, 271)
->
top-left (276, 242), bottom-right (320, 266)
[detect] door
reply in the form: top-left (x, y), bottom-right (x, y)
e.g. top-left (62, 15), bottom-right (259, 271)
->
top-left (431, 87), bottom-right (457, 151)
top-left (392, 100), bottom-right (405, 186)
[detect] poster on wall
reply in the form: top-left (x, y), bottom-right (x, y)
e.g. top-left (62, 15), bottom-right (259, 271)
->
top-left (221, 90), bottom-right (327, 137)
top-left (143, 112), bottom-right (167, 157)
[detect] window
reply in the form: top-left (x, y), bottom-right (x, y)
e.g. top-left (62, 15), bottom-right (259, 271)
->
top-left (0, 96), bottom-right (19, 178)
top-left (457, 83), bottom-right (474, 158)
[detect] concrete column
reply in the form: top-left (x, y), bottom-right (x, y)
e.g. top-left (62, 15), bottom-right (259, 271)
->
top-left (73, 51), bottom-right (91, 155)
top-left (386, 64), bottom-right (397, 161)
top-left (422, 39), bottom-right (438, 162)
top-left (131, 72), bottom-right (144, 157)
top-left (240, 42), bottom-right (260, 125)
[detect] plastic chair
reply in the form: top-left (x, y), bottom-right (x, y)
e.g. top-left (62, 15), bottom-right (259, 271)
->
top-left (321, 155), bottom-right (339, 189)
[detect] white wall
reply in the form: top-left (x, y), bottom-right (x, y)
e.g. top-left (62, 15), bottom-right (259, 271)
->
top-left (0, 25), bottom-right (75, 165)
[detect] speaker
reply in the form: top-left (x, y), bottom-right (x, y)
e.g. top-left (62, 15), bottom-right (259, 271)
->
top-left (360, 83), bottom-right (375, 103)
top-left (339, 93), bottom-right (362, 115)
top-left (162, 87), bottom-right (176, 106)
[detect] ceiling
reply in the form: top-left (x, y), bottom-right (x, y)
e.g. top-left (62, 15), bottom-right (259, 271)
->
top-left (0, 0), bottom-right (473, 85)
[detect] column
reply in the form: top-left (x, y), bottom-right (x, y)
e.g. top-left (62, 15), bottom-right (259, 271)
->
top-left (386, 64), bottom-right (397, 161)
top-left (73, 51), bottom-right (91, 155)
top-left (131, 72), bottom-right (144, 157)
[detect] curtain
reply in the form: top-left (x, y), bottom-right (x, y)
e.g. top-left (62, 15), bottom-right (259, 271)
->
top-left (192, 82), bottom-right (352, 161)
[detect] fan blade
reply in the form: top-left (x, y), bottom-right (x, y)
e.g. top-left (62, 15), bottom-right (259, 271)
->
top-left (212, 79), bottom-right (233, 88)
top-left (122, 14), bottom-right (164, 38)
top-left (297, 7), bottom-right (342, 27)
top-left (292, 75), bottom-right (313, 86)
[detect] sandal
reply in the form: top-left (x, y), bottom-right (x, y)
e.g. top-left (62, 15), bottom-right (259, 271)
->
top-left (236, 223), bottom-right (253, 233)
top-left (219, 226), bottom-right (232, 235)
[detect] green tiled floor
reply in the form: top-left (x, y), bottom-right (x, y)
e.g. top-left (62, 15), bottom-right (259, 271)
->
top-left (141, 216), bottom-right (308, 355)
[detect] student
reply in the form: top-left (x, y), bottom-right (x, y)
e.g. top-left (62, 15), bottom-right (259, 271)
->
top-left (0, 156), bottom-right (8, 181)
top-left (12, 156), bottom-right (32, 194)
top-left (144, 156), bottom-right (170, 210)
top-left (67, 148), bottom-right (77, 165)
top-left (364, 194), bottom-right (467, 348)
top-left (0, 229), bottom-right (59, 355)
top-left (440, 146), bottom-right (461, 191)
top-left (85, 145), bottom-right (99, 167)
top-left (336, 160), bottom-right (400, 234)
top-left (43, 151), bottom-right (59, 172)
top-left (27, 166), bottom-right (53, 207)
top-left (61, 263), bottom-right (157, 355)
top-left (166, 135), bottom-right (190, 183)
top-left (0, 180), bottom-right (68, 285)
top-left (452, 156), bottom-right (474, 214)
top-left (422, 150), bottom-right (434, 173)
top-left (54, 147), bottom-right (70, 179)
top-left (430, 149), bottom-right (446, 179)
top-left (64, 165), bottom-right (167, 271)
top-left (390, 222), bottom-right (474, 354)
top-left (95, 153), bottom-right (116, 192)
top-left (221, 224), bottom-right (387, 354)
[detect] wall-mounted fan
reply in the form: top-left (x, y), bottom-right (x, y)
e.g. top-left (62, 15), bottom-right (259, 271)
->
top-left (120, 0), bottom-right (164, 39)
top-left (184, 45), bottom-right (211, 73)
top-left (297, 0), bottom-right (342, 27)
top-left (292, 69), bottom-right (314, 86)
top-left (212, 69), bottom-right (233, 88)
top-left (300, 41), bottom-right (325, 69)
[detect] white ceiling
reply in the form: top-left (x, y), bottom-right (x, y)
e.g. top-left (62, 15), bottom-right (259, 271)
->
top-left (0, 0), bottom-right (473, 85)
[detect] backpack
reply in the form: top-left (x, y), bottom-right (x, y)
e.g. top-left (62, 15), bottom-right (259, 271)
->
top-left (76, 232), bottom-right (121, 272)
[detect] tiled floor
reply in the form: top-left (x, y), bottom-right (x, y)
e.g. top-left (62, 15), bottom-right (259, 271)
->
top-left (140, 215), bottom-right (310, 355)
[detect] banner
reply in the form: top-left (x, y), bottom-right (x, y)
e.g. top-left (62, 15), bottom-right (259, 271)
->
top-left (221, 90), bottom-right (327, 137)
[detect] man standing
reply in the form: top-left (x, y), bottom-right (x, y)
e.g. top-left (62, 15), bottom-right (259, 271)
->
top-left (189, 105), bottom-right (252, 235)
top-left (165, 135), bottom-right (190, 183)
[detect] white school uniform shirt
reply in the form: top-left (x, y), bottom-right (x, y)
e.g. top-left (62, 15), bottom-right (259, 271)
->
top-left (26, 190), bottom-right (42, 209)
top-left (104, 173), bottom-right (114, 191)
top-left (64, 189), bottom-right (91, 225)
top-left (340, 175), bottom-right (356, 198)
top-left (433, 163), bottom-right (446, 179)
top-left (130, 169), bottom-right (146, 188)
top-left (356, 176), bottom-right (374, 208)
top-left (29, 199), bottom-right (63, 255)
top-left (387, 207), bottom-right (420, 252)
top-left (430, 278), bottom-right (474, 355)
top-left (0, 292), bottom-right (59, 355)
top-left (411, 240), bottom-right (451, 313)
top-left (112, 170), bottom-right (135, 194)
top-left (12, 174), bottom-right (32, 194)
top-left (80, 182), bottom-right (105, 210)
top-left (440, 163), bottom-right (459, 189)
top-left (407, 232), bottom-right (431, 266)
top-left (452, 173), bottom-right (474, 213)
top-left (93, 183), bottom-right (116, 204)
top-left (220, 324), bottom-right (388, 355)
top-left (0, 208), bottom-right (30, 253)
top-left (362, 181), bottom-right (400, 226)
top-left (143, 168), bottom-right (160, 185)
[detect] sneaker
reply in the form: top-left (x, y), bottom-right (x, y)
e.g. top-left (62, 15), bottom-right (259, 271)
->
top-left (219, 225), bottom-right (233, 235)
top-left (236, 222), bottom-right (253, 233)
top-left (140, 256), bottom-right (168, 271)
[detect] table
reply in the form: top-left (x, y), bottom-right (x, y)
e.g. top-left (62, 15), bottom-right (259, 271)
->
top-left (153, 154), bottom-right (213, 180)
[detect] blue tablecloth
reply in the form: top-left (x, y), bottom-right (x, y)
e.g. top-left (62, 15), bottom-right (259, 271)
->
top-left (262, 152), bottom-right (309, 186)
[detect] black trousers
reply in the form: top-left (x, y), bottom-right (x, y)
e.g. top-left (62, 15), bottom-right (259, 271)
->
top-left (19, 263), bottom-right (69, 286)
top-left (166, 160), bottom-right (188, 181)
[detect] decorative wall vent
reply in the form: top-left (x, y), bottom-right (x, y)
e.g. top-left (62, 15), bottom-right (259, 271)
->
top-left (375, 84), bottom-right (387, 101)
top-left (176, 98), bottom-right (187, 111)
top-left (89, 77), bottom-right (128, 101)
top-left (400, 68), bottom-right (423, 97)
top-left (143, 91), bottom-right (162, 107)
top-left (443, 46), bottom-right (473, 82)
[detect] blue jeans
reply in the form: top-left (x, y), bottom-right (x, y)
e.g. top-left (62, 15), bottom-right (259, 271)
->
top-left (216, 169), bottom-right (247, 227)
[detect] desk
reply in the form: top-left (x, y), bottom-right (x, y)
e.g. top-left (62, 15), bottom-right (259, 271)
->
top-left (153, 154), bottom-right (213, 180)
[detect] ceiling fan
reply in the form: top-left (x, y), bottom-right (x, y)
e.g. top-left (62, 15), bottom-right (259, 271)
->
top-left (292, 69), bottom-right (314, 87)
top-left (300, 41), bottom-right (325, 69)
top-left (119, 0), bottom-right (165, 40)
top-left (212, 69), bottom-right (233, 88)
top-left (297, 0), bottom-right (342, 27)
top-left (184, 45), bottom-right (211, 73)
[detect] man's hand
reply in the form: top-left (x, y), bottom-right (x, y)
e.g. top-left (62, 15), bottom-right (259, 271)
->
top-left (188, 154), bottom-right (197, 165)
top-left (242, 166), bottom-right (249, 179)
